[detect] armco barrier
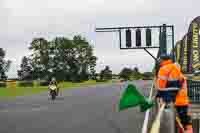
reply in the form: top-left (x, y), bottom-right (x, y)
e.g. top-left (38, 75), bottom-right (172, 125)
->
top-left (6, 80), bottom-right (17, 88)
top-left (188, 80), bottom-right (200, 103)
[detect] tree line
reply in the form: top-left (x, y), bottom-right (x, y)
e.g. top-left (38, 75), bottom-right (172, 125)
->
top-left (0, 34), bottom-right (153, 82)
top-left (17, 35), bottom-right (97, 82)
top-left (119, 67), bottom-right (153, 80)
top-left (97, 66), bottom-right (153, 81)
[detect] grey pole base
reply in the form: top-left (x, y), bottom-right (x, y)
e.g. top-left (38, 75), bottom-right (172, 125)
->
top-left (192, 119), bottom-right (200, 133)
top-left (160, 104), bottom-right (176, 133)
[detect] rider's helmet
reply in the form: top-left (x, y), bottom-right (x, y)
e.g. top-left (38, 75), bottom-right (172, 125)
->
top-left (51, 77), bottom-right (56, 82)
top-left (50, 77), bottom-right (56, 85)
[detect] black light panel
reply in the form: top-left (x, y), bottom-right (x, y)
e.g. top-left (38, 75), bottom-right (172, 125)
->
top-left (146, 28), bottom-right (152, 46)
top-left (136, 29), bottom-right (141, 47)
top-left (126, 29), bottom-right (132, 47)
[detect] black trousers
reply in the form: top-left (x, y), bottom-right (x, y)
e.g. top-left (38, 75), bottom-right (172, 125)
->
top-left (176, 106), bottom-right (192, 128)
top-left (156, 90), bottom-right (179, 103)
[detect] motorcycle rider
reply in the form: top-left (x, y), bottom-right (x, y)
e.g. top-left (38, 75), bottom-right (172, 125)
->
top-left (49, 77), bottom-right (59, 96)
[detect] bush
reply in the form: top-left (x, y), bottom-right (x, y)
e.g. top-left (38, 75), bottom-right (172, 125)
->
top-left (0, 82), bottom-right (6, 87)
top-left (18, 81), bottom-right (34, 87)
top-left (142, 72), bottom-right (153, 80)
top-left (71, 79), bottom-right (82, 83)
top-left (39, 81), bottom-right (49, 86)
top-left (142, 77), bottom-right (153, 80)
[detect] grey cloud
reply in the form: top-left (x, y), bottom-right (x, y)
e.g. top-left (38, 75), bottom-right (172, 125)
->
top-left (0, 0), bottom-right (200, 77)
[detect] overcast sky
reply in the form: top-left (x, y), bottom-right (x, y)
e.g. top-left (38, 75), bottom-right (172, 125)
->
top-left (1, 0), bottom-right (200, 78)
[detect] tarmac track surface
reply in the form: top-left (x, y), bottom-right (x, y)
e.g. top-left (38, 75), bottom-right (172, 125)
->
top-left (0, 81), bottom-right (152, 133)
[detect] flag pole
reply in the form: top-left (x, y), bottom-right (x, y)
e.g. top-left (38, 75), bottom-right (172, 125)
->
top-left (176, 116), bottom-right (185, 133)
top-left (141, 80), bottom-right (155, 133)
top-left (150, 103), bottom-right (166, 133)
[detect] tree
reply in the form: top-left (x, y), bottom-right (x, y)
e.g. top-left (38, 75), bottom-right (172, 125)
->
top-left (53, 35), bottom-right (97, 81)
top-left (72, 35), bottom-right (89, 81)
top-left (18, 56), bottom-right (32, 80)
top-left (133, 67), bottom-right (139, 73)
top-left (50, 37), bottom-right (75, 81)
top-left (132, 67), bottom-right (142, 79)
top-left (89, 56), bottom-right (97, 80)
top-left (119, 67), bottom-right (133, 80)
top-left (0, 48), bottom-right (11, 80)
top-left (100, 66), bottom-right (112, 81)
top-left (27, 35), bottom-right (97, 82)
top-left (29, 38), bottom-right (50, 80)
top-left (72, 35), bottom-right (97, 81)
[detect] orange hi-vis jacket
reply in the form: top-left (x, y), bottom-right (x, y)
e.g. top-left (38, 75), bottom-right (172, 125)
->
top-left (175, 74), bottom-right (189, 106)
top-left (157, 59), bottom-right (182, 91)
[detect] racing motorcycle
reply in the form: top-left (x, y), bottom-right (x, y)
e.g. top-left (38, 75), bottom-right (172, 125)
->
top-left (49, 84), bottom-right (57, 100)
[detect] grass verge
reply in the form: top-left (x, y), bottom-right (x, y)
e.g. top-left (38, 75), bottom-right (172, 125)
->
top-left (0, 80), bottom-right (113, 98)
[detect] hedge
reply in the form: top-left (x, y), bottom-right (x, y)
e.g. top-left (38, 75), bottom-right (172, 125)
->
top-left (18, 81), bottom-right (34, 87)
top-left (39, 81), bottom-right (49, 86)
top-left (0, 82), bottom-right (6, 87)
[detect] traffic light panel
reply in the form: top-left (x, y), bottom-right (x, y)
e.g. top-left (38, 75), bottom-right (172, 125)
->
top-left (126, 29), bottom-right (132, 47)
top-left (146, 28), bottom-right (152, 46)
top-left (136, 29), bottom-right (141, 47)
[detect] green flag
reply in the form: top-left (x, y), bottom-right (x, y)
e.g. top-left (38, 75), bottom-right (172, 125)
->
top-left (119, 84), bottom-right (154, 112)
top-left (140, 100), bottom-right (154, 112)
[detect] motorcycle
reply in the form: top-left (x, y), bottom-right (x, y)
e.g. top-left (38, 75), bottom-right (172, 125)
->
top-left (49, 85), bottom-right (57, 100)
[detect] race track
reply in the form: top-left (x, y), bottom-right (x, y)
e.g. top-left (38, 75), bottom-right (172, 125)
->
top-left (0, 81), bottom-right (152, 133)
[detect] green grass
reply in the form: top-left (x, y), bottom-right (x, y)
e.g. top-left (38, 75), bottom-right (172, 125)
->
top-left (59, 80), bottom-right (111, 89)
top-left (0, 80), bottom-right (112, 98)
top-left (0, 86), bottom-right (48, 98)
